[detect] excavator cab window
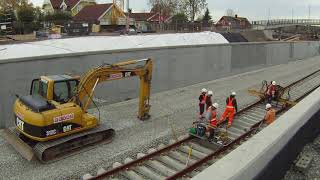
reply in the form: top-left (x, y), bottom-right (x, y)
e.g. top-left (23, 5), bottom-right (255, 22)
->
top-left (53, 80), bottom-right (78, 104)
top-left (30, 79), bottom-right (48, 98)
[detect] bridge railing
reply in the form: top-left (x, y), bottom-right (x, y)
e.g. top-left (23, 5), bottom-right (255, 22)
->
top-left (251, 19), bottom-right (320, 26)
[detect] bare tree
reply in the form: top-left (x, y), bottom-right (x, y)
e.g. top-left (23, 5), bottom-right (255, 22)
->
top-left (183, 0), bottom-right (207, 21)
top-left (148, 0), bottom-right (179, 16)
top-left (225, 9), bottom-right (235, 17)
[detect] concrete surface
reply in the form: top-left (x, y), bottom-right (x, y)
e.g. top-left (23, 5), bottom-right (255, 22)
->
top-left (1, 41), bottom-right (320, 128)
top-left (192, 82), bottom-right (320, 180)
top-left (0, 56), bottom-right (320, 179)
top-left (284, 136), bottom-right (320, 179)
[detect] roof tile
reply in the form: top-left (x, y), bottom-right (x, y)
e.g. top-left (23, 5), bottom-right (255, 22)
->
top-left (73, 4), bottom-right (113, 22)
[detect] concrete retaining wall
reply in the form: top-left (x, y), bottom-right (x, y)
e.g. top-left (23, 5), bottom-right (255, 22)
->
top-left (0, 41), bottom-right (320, 128)
top-left (192, 87), bottom-right (320, 180)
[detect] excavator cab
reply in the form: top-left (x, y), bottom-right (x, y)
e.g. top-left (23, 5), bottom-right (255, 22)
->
top-left (30, 75), bottom-right (80, 104)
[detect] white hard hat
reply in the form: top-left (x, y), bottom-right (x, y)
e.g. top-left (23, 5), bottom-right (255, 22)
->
top-left (272, 81), bottom-right (276, 85)
top-left (266, 103), bottom-right (272, 109)
top-left (201, 88), bottom-right (208, 93)
top-left (208, 91), bottom-right (213, 95)
top-left (231, 92), bottom-right (236, 96)
top-left (212, 103), bottom-right (219, 109)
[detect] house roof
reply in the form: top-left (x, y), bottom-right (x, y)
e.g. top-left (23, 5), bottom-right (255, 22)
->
top-left (65, 0), bottom-right (80, 10)
top-left (128, 12), bottom-right (171, 22)
top-left (129, 13), bottom-right (155, 21)
top-left (48, 0), bottom-right (81, 10)
top-left (221, 16), bottom-right (250, 23)
top-left (49, 0), bottom-right (63, 9)
top-left (148, 13), bottom-right (171, 22)
top-left (73, 3), bottom-right (113, 22)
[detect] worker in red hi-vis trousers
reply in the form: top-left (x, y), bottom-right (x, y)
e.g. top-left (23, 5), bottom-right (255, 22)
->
top-left (220, 92), bottom-right (238, 128)
top-left (198, 88), bottom-right (208, 118)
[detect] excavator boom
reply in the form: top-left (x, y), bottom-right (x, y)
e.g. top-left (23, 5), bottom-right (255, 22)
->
top-left (76, 58), bottom-right (152, 119)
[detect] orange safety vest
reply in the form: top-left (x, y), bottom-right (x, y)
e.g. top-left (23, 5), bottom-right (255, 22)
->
top-left (226, 97), bottom-right (234, 109)
top-left (265, 109), bottom-right (276, 125)
top-left (201, 94), bottom-right (207, 104)
top-left (210, 111), bottom-right (217, 127)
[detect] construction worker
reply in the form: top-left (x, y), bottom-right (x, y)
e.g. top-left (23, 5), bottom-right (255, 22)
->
top-left (198, 88), bottom-right (207, 118)
top-left (206, 91), bottom-right (213, 111)
top-left (266, 81), bottom-right (277, 103)
top-left (206, 103), bottom-right (219, 141)
top-left (264, 103), bottom-right (276, 125)
top-left (220, 92), bottom-right (238, 128)
top-left (208, 103), bottom-right (219, 127)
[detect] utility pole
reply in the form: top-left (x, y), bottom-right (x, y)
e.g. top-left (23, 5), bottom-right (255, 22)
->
top-left (308, 5), bottom-right (311, 40)
top-left (267, 8), bottom-right (270, 26)
top-left (126, 0), bottom-right (130, 33)
top-left (308, 5), bottom-right (311, 19)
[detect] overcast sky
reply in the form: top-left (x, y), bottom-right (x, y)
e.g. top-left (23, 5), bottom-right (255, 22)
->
top-left (30, 0), bottom-right (320, 21)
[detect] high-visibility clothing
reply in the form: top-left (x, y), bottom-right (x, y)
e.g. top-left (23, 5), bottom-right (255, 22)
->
top-left (199, 94), bottom-right (207, 104)
top-left (199, 94), bottom-right (207, 117)
top-left (209, 110), bottom-right (217, 127)
top-left (221, 108), bottom-right (235, 125)
top-left (265, 108), bottom-right (276, 125)
top-left (226, 97), bottom-right (235, 109)
top-left (267, 85), bottom-right (276, 96)
top-left (220, 97), bottom-right (237, 126)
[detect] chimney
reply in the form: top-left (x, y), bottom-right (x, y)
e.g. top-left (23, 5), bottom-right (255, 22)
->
top-left (235, 14), bottom-right (238, 18)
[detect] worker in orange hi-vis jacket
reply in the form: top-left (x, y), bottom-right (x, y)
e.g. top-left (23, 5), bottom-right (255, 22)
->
top-left (198, 88), bottom-right (207, 118)
top-left (208, 103), bottom-right (219, 128)
top-left (264, 103), bottom-right (276, 125)
top-left (220, 92), bottom-right (238, 128)
top-left (206, 103), bottom-right (219, 141)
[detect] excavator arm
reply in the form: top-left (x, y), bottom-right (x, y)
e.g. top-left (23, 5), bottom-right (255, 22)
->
top-left (74, 58), bottom-right (153, 120)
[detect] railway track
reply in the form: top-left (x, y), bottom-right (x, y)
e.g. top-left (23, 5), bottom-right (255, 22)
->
top-left (83, 69), bottom-right (320, 180)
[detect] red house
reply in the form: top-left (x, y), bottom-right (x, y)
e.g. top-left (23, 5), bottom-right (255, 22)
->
top-left (216, 15), bottom-right (251, 30)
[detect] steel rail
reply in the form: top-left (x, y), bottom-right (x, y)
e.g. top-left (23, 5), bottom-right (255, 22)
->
top-left (89, 69), bottom-right (320, 180)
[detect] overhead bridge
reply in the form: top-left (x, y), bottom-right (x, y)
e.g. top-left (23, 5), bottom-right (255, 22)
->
top-left (252, 19), bottom-right (320, 29)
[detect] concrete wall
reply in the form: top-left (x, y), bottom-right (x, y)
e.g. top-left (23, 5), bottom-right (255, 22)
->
top-left (0, 41), bottom-right (320, 128)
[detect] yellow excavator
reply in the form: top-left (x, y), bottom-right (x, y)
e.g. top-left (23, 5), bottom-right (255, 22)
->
top-left (3, 58), bottom-right (153, 162)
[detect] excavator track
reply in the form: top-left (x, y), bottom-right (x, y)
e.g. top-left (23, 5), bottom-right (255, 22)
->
top-left (33, 124), bottom-right (115, 162)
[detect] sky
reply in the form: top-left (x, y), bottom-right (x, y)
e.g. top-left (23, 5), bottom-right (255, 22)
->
top-left (30, 0), bottom-right (320, 21)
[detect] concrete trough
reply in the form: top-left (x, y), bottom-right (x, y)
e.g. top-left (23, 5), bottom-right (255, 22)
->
top-left (192, 86), bottom-right (320, 180)
top-left (1, 41), bottom-right (320, 128)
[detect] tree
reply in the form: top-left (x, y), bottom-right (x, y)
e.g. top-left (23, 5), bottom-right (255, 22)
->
top-left (225, 9), bottom-right (235, 17)
top-left (44, 11), bottom-right (72, 25)
top-left (183, 0), bottom-right (207, 21)
top-left (16, 0), bottom-right (35, 33)
top-left (149, 0), bottom-right (178, 17)
top-left (33, 7), bottom-right (44, 31)
top-left (17, 3), bottom-right (35, 23)
top-left (202, 8), bottom-right (211, 22)
top-left (0, 0), bottom-right (18, 12)
top-left (172, 12), bottom-right (188, 22)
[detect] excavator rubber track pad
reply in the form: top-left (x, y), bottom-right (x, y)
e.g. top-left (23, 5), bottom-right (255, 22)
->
top-left (33, 124), bottom-right (115, 163)
top-left (0, 128), bottom-right (35, 161)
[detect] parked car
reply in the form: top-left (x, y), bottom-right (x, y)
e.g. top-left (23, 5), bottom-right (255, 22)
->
top-left (115, 28), bottom-right (138, 35)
